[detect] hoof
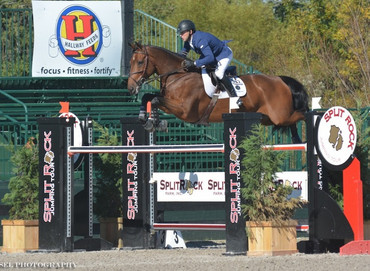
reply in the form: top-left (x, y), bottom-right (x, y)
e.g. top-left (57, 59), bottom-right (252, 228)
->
top-left (156, 120), bottom-right (168, 132)
top-left (143, 119), bottom-right (155, 132)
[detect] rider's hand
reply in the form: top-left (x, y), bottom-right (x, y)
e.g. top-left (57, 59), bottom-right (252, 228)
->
top-left (182, 59), bottom-right (195, 69)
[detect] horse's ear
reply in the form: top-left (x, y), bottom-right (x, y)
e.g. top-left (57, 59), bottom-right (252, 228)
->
top-left (135, 41), bottom-right (143, 49)
top-left (129, 41), bottom-right (143, 51)
top-left (128, 42), bottom-right (135, 50)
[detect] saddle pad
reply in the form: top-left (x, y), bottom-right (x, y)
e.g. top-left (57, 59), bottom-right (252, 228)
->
top-left (201, 69), bottom-right (246, 98)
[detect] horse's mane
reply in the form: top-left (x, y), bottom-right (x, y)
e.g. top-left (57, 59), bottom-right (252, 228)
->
top-left (133, 42), bottom-right (200, 73)
top-left (146, 45), bottom-right (186, 61)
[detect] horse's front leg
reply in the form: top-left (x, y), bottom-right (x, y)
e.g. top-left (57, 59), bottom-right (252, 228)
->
top-left (140, 94), bottom-right (168, 132)
top-left (151, 96), bottom-right (168, 132)
top-left (139, 93), bottom-right (158, 122)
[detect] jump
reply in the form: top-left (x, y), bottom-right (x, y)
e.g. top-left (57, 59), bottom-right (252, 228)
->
top-left (127, 41), bottom-right (309, 143)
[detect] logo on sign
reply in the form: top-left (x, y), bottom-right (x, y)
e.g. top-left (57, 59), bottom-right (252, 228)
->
top-left (43, 131), bottom-right (55, 223)
top-left (317, 106), bottom-right (357, 169)
top-left (56, 5), bottom-right (103, 64)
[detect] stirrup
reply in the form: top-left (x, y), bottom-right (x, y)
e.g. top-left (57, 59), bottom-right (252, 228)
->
top-left (236, 98), bottom-right (243, 107)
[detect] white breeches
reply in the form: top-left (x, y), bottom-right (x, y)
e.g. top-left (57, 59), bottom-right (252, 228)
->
top-left (215, 51), bottom-right (233, 79)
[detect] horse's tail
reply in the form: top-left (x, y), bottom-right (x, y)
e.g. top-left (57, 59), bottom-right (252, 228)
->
top-left (279, 76), bottom-right (309, 113)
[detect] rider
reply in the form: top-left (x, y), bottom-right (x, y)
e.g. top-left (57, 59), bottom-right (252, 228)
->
top-left (177, 19), bottom-right (243, 107)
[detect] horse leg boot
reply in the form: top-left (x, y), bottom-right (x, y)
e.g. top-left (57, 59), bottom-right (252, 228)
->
top-left (151, 106), bottom-right (168, 132)
top-left (139, 93), bottom-right (158, 122)
top-left (139, 105), bottom-right (147, 122)
top-left (220, 76), bottom-right (243, 107)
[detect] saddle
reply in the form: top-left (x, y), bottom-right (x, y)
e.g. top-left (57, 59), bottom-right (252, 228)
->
top-left (195, 65), bottom-right (244, 126)
top-left (208, 66), bottom-right (238, 86)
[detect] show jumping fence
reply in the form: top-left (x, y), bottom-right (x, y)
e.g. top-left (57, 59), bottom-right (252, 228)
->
top-left (37, 111), bottom-right (368, 255)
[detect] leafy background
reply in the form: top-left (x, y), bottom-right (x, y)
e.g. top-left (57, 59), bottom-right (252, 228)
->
top-left (2, 0), bottom-right (369, 108)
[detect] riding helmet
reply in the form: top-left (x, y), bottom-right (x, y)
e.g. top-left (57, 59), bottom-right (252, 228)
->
top-left (177, 20), bottom-right (196, 35)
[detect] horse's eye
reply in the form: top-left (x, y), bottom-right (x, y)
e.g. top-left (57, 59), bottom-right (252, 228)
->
top-left (138, 61), bottom-right (144, 66)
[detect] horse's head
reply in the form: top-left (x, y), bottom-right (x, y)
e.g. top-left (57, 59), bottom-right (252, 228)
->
top-left (127, 42), bottom-right (156, 95)
top-left (128, 42), bottom-right (187, 95)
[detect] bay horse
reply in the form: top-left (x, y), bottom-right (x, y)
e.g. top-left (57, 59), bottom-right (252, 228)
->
top-left (127, 42), bottom-right (309, 142)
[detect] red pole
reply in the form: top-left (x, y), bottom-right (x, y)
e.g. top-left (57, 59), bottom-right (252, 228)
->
top-left (147, 101), bottom-right (152, 119)
top-left (343, 157), bottom-right (363, 241)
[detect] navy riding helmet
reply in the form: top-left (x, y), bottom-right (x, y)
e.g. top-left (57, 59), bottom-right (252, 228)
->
top-left (177, 20), bottom-right (196, 35)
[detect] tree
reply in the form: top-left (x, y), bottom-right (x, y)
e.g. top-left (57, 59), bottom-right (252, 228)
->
top-left (2, 138), bottom-right (39, 220)
top-left (93, 123), bottom-right (123, 218)
top-left (240, 124), bottom-right (303, 223)
top-left (0, 0), bottom-right (31, 9)
top-left (268, 0), bottom-right (369, 107)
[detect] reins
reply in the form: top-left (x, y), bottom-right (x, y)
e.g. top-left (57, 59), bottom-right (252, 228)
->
top-left (143, 68), bottom-right (185, 85)
top-left (128, 46), bottom-right (187, 88)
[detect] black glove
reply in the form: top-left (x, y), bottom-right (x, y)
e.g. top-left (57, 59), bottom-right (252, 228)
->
top-left (182, 59), bottom-right (195, 69)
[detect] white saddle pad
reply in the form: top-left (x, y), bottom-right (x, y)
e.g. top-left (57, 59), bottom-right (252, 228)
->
top-left (201, 68), bottom-right (247, 98)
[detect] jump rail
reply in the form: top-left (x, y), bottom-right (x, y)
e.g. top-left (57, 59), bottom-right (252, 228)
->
top-left (68, 143), bottom-right (306, 155)
top-left (262, 143), bottom-right (307, 151)
top-left (152, 223), bottom-right (226, 231)
top-left (68, 144), bottom-right (225, 155)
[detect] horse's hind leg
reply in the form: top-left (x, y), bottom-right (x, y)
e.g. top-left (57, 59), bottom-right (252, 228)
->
top-left (289, 124), bottom-right (302, 143)
top-left (287, 111), bottom-right (306, 143)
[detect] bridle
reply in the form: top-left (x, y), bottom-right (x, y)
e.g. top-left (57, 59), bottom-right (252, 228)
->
top-left (128, 47), bottom-right (150, 90)
top-left (128, 46), bottom-right (187, 90)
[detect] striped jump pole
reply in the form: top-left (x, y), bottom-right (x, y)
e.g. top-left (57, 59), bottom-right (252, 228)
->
top-left (262, 143), bottom-right (307, 151)
top-left (68, 144), bottom-right (225, 155)
top-left (68, 143), bottom-right (305, 156)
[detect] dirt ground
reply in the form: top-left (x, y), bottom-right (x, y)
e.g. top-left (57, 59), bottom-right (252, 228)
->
top-left (1, 243), bottom-right (369, 271)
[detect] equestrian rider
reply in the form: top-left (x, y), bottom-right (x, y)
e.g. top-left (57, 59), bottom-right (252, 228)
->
top-left (177, 19), bottom-right (243, 107)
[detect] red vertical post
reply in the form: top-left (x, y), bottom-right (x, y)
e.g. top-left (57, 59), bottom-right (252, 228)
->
top-left (343, 157), bottom-right (363, 241)
top-left (147, 101), bottom-right (152, 119)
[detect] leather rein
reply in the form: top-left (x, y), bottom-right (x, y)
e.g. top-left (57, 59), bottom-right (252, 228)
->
top-left (128, 46), bottom-right (185, 90)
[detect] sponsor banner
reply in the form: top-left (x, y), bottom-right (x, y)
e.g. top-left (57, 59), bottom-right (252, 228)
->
top-left (155, 172), bottom-right (225, 202)
top-left (155, 171), bottom-right (307, 203)
top-left (274, 171), bottom-right (308, 201)
top-left (317, 106), bottom-right (357, 170)
top-left (32, 1), bottom-right (122, 77)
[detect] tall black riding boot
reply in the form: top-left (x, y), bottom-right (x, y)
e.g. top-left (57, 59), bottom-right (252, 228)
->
top-left (220, 76), bottom-right (243, 107)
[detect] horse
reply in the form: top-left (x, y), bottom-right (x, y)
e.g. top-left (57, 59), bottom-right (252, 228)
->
top-left (127, 42), bottom-right (309, 143)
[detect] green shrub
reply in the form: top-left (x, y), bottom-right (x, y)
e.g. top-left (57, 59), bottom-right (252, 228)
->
top-left (93, 123), bottom-right (122, 218)
top-left (2, 137), bottom-right (39, 220)
top-left (240, 124), bottom-right (303, 224)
